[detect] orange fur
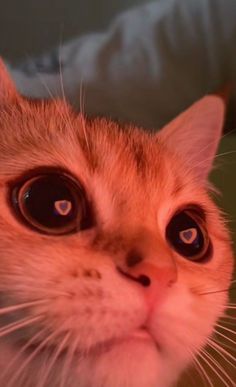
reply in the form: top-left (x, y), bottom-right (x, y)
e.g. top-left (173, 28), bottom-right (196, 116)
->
top-left (0, 60), bottom-right (234, 387)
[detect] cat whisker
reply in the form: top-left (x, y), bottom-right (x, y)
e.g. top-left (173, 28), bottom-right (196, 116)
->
top-left (33, 67), bottom-right (76, 144)
top-left (207, 338), bottom-right (236, 369)
top-left (198, 349), bottom-right (233, 387)
top-left (59, 336), bottom-right (79, 387)
top-left (212, 335), bottom-right (236, 353)
top-left (190, 277), bottom-right (236, 296)
top-left (0, 299), bottom-right (47, 316)
top-left (36, 348), bottom-right (52, 386)
top-left (79, 80), bottom-right (90, 154)
top-left (214, 323), bottom-right (236, 336)
top-left (191, 352), bottom-right (214, 387)
top-left (198, 287), bottom-right (236, 296)
top-left (0, 314), bottom-right (43, 339)
top-left (1, 285), bottom-right (73, 298)
top-left (222, 314), bottom-right (236, 321)
top-left (58, 43), bottom-right (66, 106)
top-left (215, 150), bottom-right (236, 158)
top-left (191, 355), bottom-right (211, 387)
top-left (213, 328), bottom-right (236, 346)
top-left (221, 127), bottom-right (236, 139)
top-left (37, 331), bottom-right (70, 387)
top-left (194, 149), bottom-right (236, 172)
top-left (204, 347), bottom-right (235, 386)
top-left (220, 318), bottom-right (236, 326)
top-left (7, 327), bottom-right (63, 387)
top-left (57, 42), bottom-right (90, 157)
top-left (0, 326), bottom-right (49, 382)
top-left (226, 303), bottom-right (236, 308)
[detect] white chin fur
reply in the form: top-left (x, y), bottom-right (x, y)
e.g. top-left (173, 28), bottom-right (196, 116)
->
top-left (74, 339), bottom-right (178, 387)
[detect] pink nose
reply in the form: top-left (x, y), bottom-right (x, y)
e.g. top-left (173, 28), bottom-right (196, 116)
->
top-left (126, 260), bottom-right (177, 288)
top-left (118, 258), bottom-right (177, 310)
top-left (117, 230), bottom-right (178, 308)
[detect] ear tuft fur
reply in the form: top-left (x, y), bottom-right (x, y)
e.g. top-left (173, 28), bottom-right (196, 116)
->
top-left (0, 58), bottom-right (19, 104)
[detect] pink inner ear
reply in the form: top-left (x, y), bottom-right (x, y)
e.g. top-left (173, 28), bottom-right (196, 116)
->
top-left (0, 59), bottom-right (18, 103)
top-left (159, 94), bottom-right (226, 182)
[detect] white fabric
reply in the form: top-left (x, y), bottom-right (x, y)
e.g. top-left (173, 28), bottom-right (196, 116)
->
top-left (8, 0), bottom-right (236, 129)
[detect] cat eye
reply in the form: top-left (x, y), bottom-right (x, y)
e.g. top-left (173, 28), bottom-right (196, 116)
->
top-left (11, 172), bottom-right (92, 235)
top-left (166, 208), bottom-right (210, 262)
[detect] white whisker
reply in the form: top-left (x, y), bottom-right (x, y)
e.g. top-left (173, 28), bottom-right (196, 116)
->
top-left (198, 350), bottom-right (230, 387)
top-left (215, 323), bottom-right (236, 336)
top-left (213, 335), bottom-right (236, 353)
top-left (201, 347), bottom-right (234, 387)
top-left (59, 336), bottom-right (79, 387)
top-left (0, 314), bottom-right (43, 339)
top-left (213, 328), bottom-right (236, 346)
top-left (191, 357), bottom-right (209, 387)
top-left (7, 328), bottom-right (62, 387)
top-left (207, 338), bottom-right (236, 369)
top-left (37, 332), bottom-right (70, 387)
top-left (192, 354), bottom-right (214, 387)
top-left (0, 299), bottom-right (46, 316)
top-left (79, 80), bottom-right (90, 153)
top-left (0, 326), bottom-right (48, 383)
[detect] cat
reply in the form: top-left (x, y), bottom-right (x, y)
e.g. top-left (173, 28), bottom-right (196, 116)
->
top-left (0, 58), bottom-right (234, 387)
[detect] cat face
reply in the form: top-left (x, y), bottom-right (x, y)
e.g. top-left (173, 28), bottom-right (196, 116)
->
top-left (0, 60), bottom-right (234, 387)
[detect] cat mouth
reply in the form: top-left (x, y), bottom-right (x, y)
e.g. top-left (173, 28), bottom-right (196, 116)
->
top-left (17, 327), bottom-right (159, 357)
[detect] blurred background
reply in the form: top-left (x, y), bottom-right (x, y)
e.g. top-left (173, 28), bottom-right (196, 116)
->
top-left (0, 0), bottom-right (149, 63)
top-left (0, 0), bottom-right (235, 386)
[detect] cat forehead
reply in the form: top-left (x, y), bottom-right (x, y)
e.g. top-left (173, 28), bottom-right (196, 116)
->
top-left (0, 99), bottom-right (165, 170)
top-left (0, 98), bottom-right (189, 204)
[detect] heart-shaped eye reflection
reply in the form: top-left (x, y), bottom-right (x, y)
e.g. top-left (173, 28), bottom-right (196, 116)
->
top-left (54, 200), bottom-right (72, 216)
top-left (179, 228), bottom-right (197, 244)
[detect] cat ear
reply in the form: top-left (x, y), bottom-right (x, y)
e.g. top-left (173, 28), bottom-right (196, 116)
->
top-left (159, 94), bottom-right (226, 182)
top-left (0, 58), bottom-right (19, 104)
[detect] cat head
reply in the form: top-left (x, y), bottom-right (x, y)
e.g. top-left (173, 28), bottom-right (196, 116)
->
top-left (0, 59), bottom-right (234, 387)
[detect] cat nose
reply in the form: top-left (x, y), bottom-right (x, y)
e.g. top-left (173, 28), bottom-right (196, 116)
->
top-left (118, 247), bottom-right (177, 309)
top-left (120, 249), bottom-right (176, 288)
top-left (117, 231), bottom-right (177, 307)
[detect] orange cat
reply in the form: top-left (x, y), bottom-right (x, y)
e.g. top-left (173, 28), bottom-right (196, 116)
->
top-left (0, 59), bottom-right (234, 387)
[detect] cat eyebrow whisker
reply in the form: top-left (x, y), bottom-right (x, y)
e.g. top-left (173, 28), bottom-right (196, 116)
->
top-left (79, 79), bottom-right (90, 154)
top-left (34, 68), bottom-right (77, 144)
